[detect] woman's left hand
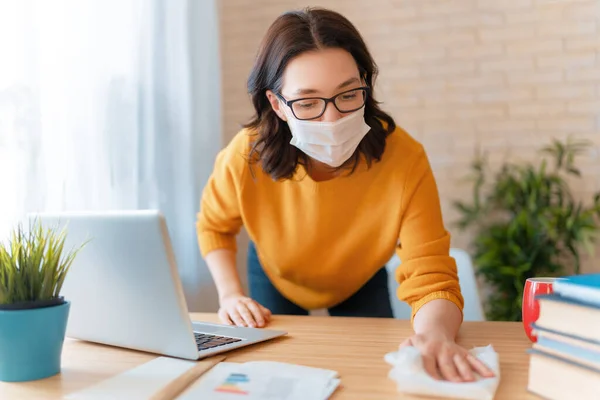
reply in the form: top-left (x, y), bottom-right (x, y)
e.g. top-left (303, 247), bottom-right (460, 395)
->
top-left (399, 332), bottom-right (495, 382)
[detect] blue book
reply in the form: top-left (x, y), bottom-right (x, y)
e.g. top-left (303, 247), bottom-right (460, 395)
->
top-left (553, 274), bottom-right (600, 307)
top-left (527, 348), bottom-right (600, 400)
top-left (528, 348), bottom-right (600, 374)
top-left (534, 293), bottom-right (600, 343)
top-left (532, 324), bottom-right (600, 369)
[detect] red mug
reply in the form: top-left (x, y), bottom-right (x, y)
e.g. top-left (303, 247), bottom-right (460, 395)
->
top-left (522, 277), bottom-right (560, 342)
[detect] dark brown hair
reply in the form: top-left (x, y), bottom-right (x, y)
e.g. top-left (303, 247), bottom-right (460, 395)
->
top-left (245, 7), bottom-right (396, 180)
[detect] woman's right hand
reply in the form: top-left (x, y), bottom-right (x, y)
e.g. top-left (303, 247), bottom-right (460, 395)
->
top-left (218, 293), bottom-right (272, 328)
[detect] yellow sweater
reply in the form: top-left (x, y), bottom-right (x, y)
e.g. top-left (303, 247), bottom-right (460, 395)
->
top-left (196, 126), bottom-right (464, 320)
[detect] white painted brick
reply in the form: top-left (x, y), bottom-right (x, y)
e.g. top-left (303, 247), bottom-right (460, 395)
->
top-left (568, 100), bottom-right (600, 114)
top-left (565, 2), bottom-right (600, 20)
top-left (396, 47), bottom-right (446, 63)
top-left (422, 125), bottom-right (474, 144)
top-left (476, 119), bottom-right (536, 132)
top-left (537, 53), bottom-right (597, 69)
top-left (479, 26), bottom-right (536, 42)
top-left (368, 49), bottom-right (395, 65)
top-left (421, 31), bottom-right (477, 46)
top-left (505, 6), bottom-right (565, 24)
top-left (390, 34), bottom-right (421, 48)
top-left (478, 0), bottom-right (533, 10)
top-left (448, 74), bottom-right (505, 89)
top-left (398, 19), bottom-right (446, 33)
top-left (453, 131), bottom-right (481, 151)
top-left (449, 44), bottom-right (504, 59)
top-left (424, 93), bottom-right (474, 106)
top-left (480, 57), bottom-right (535, 72)
top-left (390, 7), bottom-right (419, 20)
top-left (422, 147), bottom-right (454, 167)
top-left (454, 106), bottom-right (506, 119)
top-left (505, 134), bottom-right (547, 149)
top-left (401, 107), bottom-right (449, 120)
top-left (565, 36), bottom-right (600, 52)
top-left (394, 97), bottom-right (421, 107)
top-left (399, 80), bottom-right (447, 95)
top-left (536, 84), bottom-right (596, 100)
top-left (421, 122), bottom-right (476, 145)
top-left (506, 39), bottom-right (563, 55)
top-left (478, 88), bottom-right (533, 103)
top-left (474, 134), bottom-right (508, 150)
top-left (536, 117), bottom-right (597, 132)
top-left (566, 67), bottom-right (600, 83)
top-left (534, 0), bottom-right (599, 5)
top-left (509, 102), bottom-right (566, 117)
top-left (421, 61), bottom-right (476, 78)
top-left (399, 119), bottom-right (421, 136)
top-left (538, 21), bottom-right (596, 37)
top-left (387, 66), bottom-right (421, 79)
top-left (418, 1), bottom-right (473, 16)
top-left (446, 12), bottom-right (504, 29)
top-left (507, 70), bottom-right (564, 85)
top-left (360, 24), bottom-right (394, 39)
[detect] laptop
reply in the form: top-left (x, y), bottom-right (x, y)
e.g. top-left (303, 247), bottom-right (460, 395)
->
top-left (29, 210), bottom-right (287, 360)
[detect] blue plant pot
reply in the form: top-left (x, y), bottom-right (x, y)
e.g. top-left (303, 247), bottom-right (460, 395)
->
top-left (0, 301), bottom-right (70, 382)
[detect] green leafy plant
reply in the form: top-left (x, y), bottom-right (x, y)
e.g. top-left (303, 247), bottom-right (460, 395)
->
top-left (454, 138), bottom-right (600, 321)
top-left (0, 220), bottom-right (87, 306)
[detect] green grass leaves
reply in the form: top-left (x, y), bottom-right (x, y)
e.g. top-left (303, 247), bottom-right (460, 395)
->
top-left (0, 220), bottom-right (87, 305)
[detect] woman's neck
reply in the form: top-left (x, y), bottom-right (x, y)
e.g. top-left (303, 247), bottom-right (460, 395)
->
top-left (306, 159), bottom-right (343, 182)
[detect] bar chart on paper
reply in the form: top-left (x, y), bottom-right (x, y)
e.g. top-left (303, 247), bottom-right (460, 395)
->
top-left (214, 373), bottom-right (250, 395)
top-left (178, 361), bottom-right (340, 400)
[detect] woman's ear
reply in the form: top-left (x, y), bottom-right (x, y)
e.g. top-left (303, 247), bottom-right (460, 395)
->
top-left (266, 90), bottom-right (287, 121)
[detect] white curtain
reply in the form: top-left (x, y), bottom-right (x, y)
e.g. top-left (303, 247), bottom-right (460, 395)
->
top-left (0, 0), bottom-right (221, 311)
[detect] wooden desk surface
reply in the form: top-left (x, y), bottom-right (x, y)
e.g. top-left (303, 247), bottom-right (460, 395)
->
top-left (0, 313), bottom-right (538, 399)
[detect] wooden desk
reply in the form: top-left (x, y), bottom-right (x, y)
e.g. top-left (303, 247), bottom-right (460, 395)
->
top-left (0, 313), bottom-right (538, 399)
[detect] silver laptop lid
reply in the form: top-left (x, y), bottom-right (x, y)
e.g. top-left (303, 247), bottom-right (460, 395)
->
top-left (30, 210), bottom-right (200, 360)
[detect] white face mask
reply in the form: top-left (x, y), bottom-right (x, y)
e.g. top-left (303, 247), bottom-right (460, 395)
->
top-left (283, 106), bottom-right (371, 168)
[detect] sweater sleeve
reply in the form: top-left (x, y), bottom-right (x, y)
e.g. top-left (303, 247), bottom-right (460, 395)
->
top-left (395, 146), bottom-right (464, 323)
top-left (195, 132), bottom-right (247, 257)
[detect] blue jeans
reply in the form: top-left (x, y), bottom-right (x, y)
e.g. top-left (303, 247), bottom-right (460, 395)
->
top-left (247, 241), bottom-right (393, 318)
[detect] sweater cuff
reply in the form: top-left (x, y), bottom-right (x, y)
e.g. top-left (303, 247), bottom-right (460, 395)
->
top-left (410, 290), bottom-right (464, 324)
top-left (198, 232), bottom-right (237, 257)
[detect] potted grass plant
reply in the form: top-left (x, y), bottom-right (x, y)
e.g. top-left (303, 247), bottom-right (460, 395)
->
top-left (0, 219), bottom-right (87, 382)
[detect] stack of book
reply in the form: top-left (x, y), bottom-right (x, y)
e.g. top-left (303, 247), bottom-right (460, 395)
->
top-left (527, 274), bottom-right (600, 400)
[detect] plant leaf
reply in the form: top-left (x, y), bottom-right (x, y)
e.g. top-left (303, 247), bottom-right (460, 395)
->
top-left (0, 219), bottom-right (88, 305)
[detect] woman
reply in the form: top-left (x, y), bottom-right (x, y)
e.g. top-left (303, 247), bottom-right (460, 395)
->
top-left (196, 7), bottom-right (494, 382)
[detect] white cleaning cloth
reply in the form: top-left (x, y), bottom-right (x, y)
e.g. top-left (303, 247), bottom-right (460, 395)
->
top-left (384, 344), bottom-right (500, 400)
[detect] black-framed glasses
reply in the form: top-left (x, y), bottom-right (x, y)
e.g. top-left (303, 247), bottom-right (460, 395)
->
top-left (276, 86), bottom-right (370, 121)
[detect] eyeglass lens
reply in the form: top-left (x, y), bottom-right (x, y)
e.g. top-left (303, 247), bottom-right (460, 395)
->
top-left (291, 88), bottom-right (367, 120)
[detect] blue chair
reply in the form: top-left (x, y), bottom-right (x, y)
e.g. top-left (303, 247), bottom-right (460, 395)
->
top-left (385, 249), bottom-right (485, 321)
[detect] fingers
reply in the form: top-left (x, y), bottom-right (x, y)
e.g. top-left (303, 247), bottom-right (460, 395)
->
top-left (219, 295), bottom-right (273, 328)
top-left (399, 337), bottom-right (413, 349)
top-left (244, 299), bottom-right (266, 327)
top-left (218, 308), bottom-right (233, 325)
top-left (260, 305), bottom-right (272, 320)
top-left (467, 354), bottom-right (495, 378)
top-left (236, 302), bottom-right (257, 327)
top-left (437, 353), bottom-right (462, 382)
top-left (454, 353), bottom-right (475, 382)
top-left (402, 333), bottom-right (494, 383)
top-left (227, 306), bottom-right (247, 327)
top-left (422, 355), bottom-right (441, 380)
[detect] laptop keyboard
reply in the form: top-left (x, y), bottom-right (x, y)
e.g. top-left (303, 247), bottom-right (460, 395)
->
top-left (194, 332), bottom-right (242, 351)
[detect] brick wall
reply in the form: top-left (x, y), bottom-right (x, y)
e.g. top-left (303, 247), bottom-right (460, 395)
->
top-left (219, 0), bottom-right (600, 272)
